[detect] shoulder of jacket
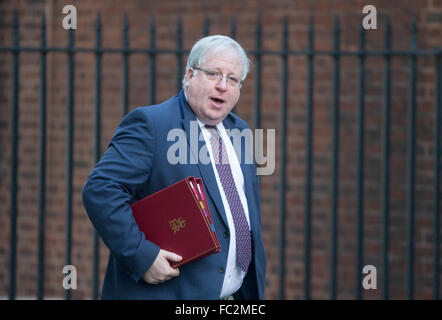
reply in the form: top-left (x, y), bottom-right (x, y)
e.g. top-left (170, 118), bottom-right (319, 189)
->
top-left (129, 95), bottom-right (179, 118)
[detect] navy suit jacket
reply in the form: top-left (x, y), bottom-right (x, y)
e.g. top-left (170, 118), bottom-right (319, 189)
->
top-left (82, 90), bottom-right (266, 299)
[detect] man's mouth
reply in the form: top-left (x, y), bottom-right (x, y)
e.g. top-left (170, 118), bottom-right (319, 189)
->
top-left (210, 97), bottom-right (225, 105)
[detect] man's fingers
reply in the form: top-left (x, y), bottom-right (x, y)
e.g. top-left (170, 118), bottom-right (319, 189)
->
top-left (141, 249), bottom-right (182, 285)
top-left (157, 271), bottom-right (177, 283)
top-left (162, 250), bottom-right (182, 262)
top-left (162, 251), bottom-right (181, 277)
top-left (169, 267), bottom-right (180, 277)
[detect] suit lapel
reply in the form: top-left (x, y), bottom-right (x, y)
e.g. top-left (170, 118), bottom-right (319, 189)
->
top-left (179, 92), bottom-right (229, 228)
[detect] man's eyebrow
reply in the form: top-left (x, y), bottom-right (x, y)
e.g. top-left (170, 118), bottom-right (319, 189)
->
top-left (209, 67), bottom-right (239, 77)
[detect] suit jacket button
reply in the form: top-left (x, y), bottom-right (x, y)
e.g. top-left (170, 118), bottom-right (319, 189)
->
top-left (223, 231), bottom-right (229, 238)
top-left (218, 266), bottom-right (225, 273)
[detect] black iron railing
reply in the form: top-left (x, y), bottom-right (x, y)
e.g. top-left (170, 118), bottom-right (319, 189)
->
top-left (0, 10), bottom-right (440, 300)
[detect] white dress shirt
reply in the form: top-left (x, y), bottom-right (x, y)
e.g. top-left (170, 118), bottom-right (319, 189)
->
top-left (196, 118), bottom-right (251, 299)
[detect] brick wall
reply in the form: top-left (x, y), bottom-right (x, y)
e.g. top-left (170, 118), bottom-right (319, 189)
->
top-left (0, 0), bottom-right (440, 299)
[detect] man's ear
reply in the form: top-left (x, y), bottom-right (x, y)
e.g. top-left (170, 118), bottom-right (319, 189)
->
top-left (186, 68), bottom-right (194, 81)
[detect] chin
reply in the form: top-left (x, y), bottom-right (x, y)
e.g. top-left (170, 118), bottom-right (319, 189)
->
top-left (206, 119), bottom-right (220, 126)
top-left (206, 113), bottom-right (225, 124)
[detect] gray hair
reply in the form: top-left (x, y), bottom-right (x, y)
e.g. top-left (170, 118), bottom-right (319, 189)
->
top-left (182, 35), bottom-right (251, 88)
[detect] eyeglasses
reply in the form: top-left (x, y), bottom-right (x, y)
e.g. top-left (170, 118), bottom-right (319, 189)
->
top-left (193, 66), bottom-right (244, 88)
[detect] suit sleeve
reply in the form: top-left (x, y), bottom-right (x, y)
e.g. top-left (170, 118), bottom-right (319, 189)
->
top-left (82, 107), bottom-right (160, 282)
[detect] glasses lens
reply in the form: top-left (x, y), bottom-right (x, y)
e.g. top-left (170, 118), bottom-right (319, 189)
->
top-left (206, 70), bottom-right (219, 80)
top-left (228, 77), bottom-right (239, 87)
top-left (197, 67), bottom-right (241, 88)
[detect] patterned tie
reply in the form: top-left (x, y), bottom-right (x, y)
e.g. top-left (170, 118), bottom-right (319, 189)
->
top-left (205, 125), bottom-right (252, 272)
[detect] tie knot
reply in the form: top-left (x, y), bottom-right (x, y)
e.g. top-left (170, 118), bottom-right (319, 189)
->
top-left (205, 125), bottom-right (219, 137)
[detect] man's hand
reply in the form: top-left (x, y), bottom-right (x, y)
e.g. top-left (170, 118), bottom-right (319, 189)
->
top-left (142, 249), bottom-right (183, 284)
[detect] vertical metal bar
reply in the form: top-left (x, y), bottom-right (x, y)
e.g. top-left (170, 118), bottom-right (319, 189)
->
top-left (92, 13), bottom-right (102, 300)
top-left (9, 9), bottom-right (19, 301)
top-left (304, 16), bottom-right (314, 300)
top-left (230, 16), bottom-right (237, 114)
top-left (356, 23), bottom-right (366, 300)
top-left (37, 13), bottom-right (47, 300)
top-left (433, 52), bottom-right (441, 301)
top-left (229, 16), bottom-right (236, 40)
top-left (65, 27), bottom-right (75, 301)
top-left (122, 13), bottom-right (129, 117)
top-left (330, 15), bottom-right (340, 300)
top-left (176, 16), bottom-right (183, 93)
top-left (278, 17), bottom-right (288, 300)
top-left (254, 14), bottom-right (262, 130)
top-left (149, 15), bottom-right (156, 105)
top-left (203, 16), bottom-right (210, 37)
top-left (407, 19), bottom-right (417, 300)
top-left (382, 18), bottom-right (392, 300)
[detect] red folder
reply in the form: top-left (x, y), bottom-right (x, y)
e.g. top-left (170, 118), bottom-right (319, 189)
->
top-left (130, 176), bottom-right (220, 268)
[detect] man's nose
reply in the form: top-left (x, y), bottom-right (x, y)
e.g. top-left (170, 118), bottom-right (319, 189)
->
top-left (215, 76), bottom-right (228, 91)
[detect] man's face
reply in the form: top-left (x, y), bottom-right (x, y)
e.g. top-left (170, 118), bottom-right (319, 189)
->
top-left (185, 50), bottom-right (242, 126)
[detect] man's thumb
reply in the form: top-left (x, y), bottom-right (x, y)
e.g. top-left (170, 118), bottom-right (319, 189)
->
top-left (163, 250), bottom-right (182, 262)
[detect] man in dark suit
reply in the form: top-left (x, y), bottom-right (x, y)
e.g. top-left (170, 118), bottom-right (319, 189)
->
top-left (82, 35), bottom-right (266, 299)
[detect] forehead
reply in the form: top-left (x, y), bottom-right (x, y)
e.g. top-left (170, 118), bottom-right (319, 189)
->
top-left (203, 50), bottom-right (242, 74)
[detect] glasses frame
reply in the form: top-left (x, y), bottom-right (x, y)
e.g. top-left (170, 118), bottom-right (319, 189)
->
top-left (193, 66), bottom-right (244, 88)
